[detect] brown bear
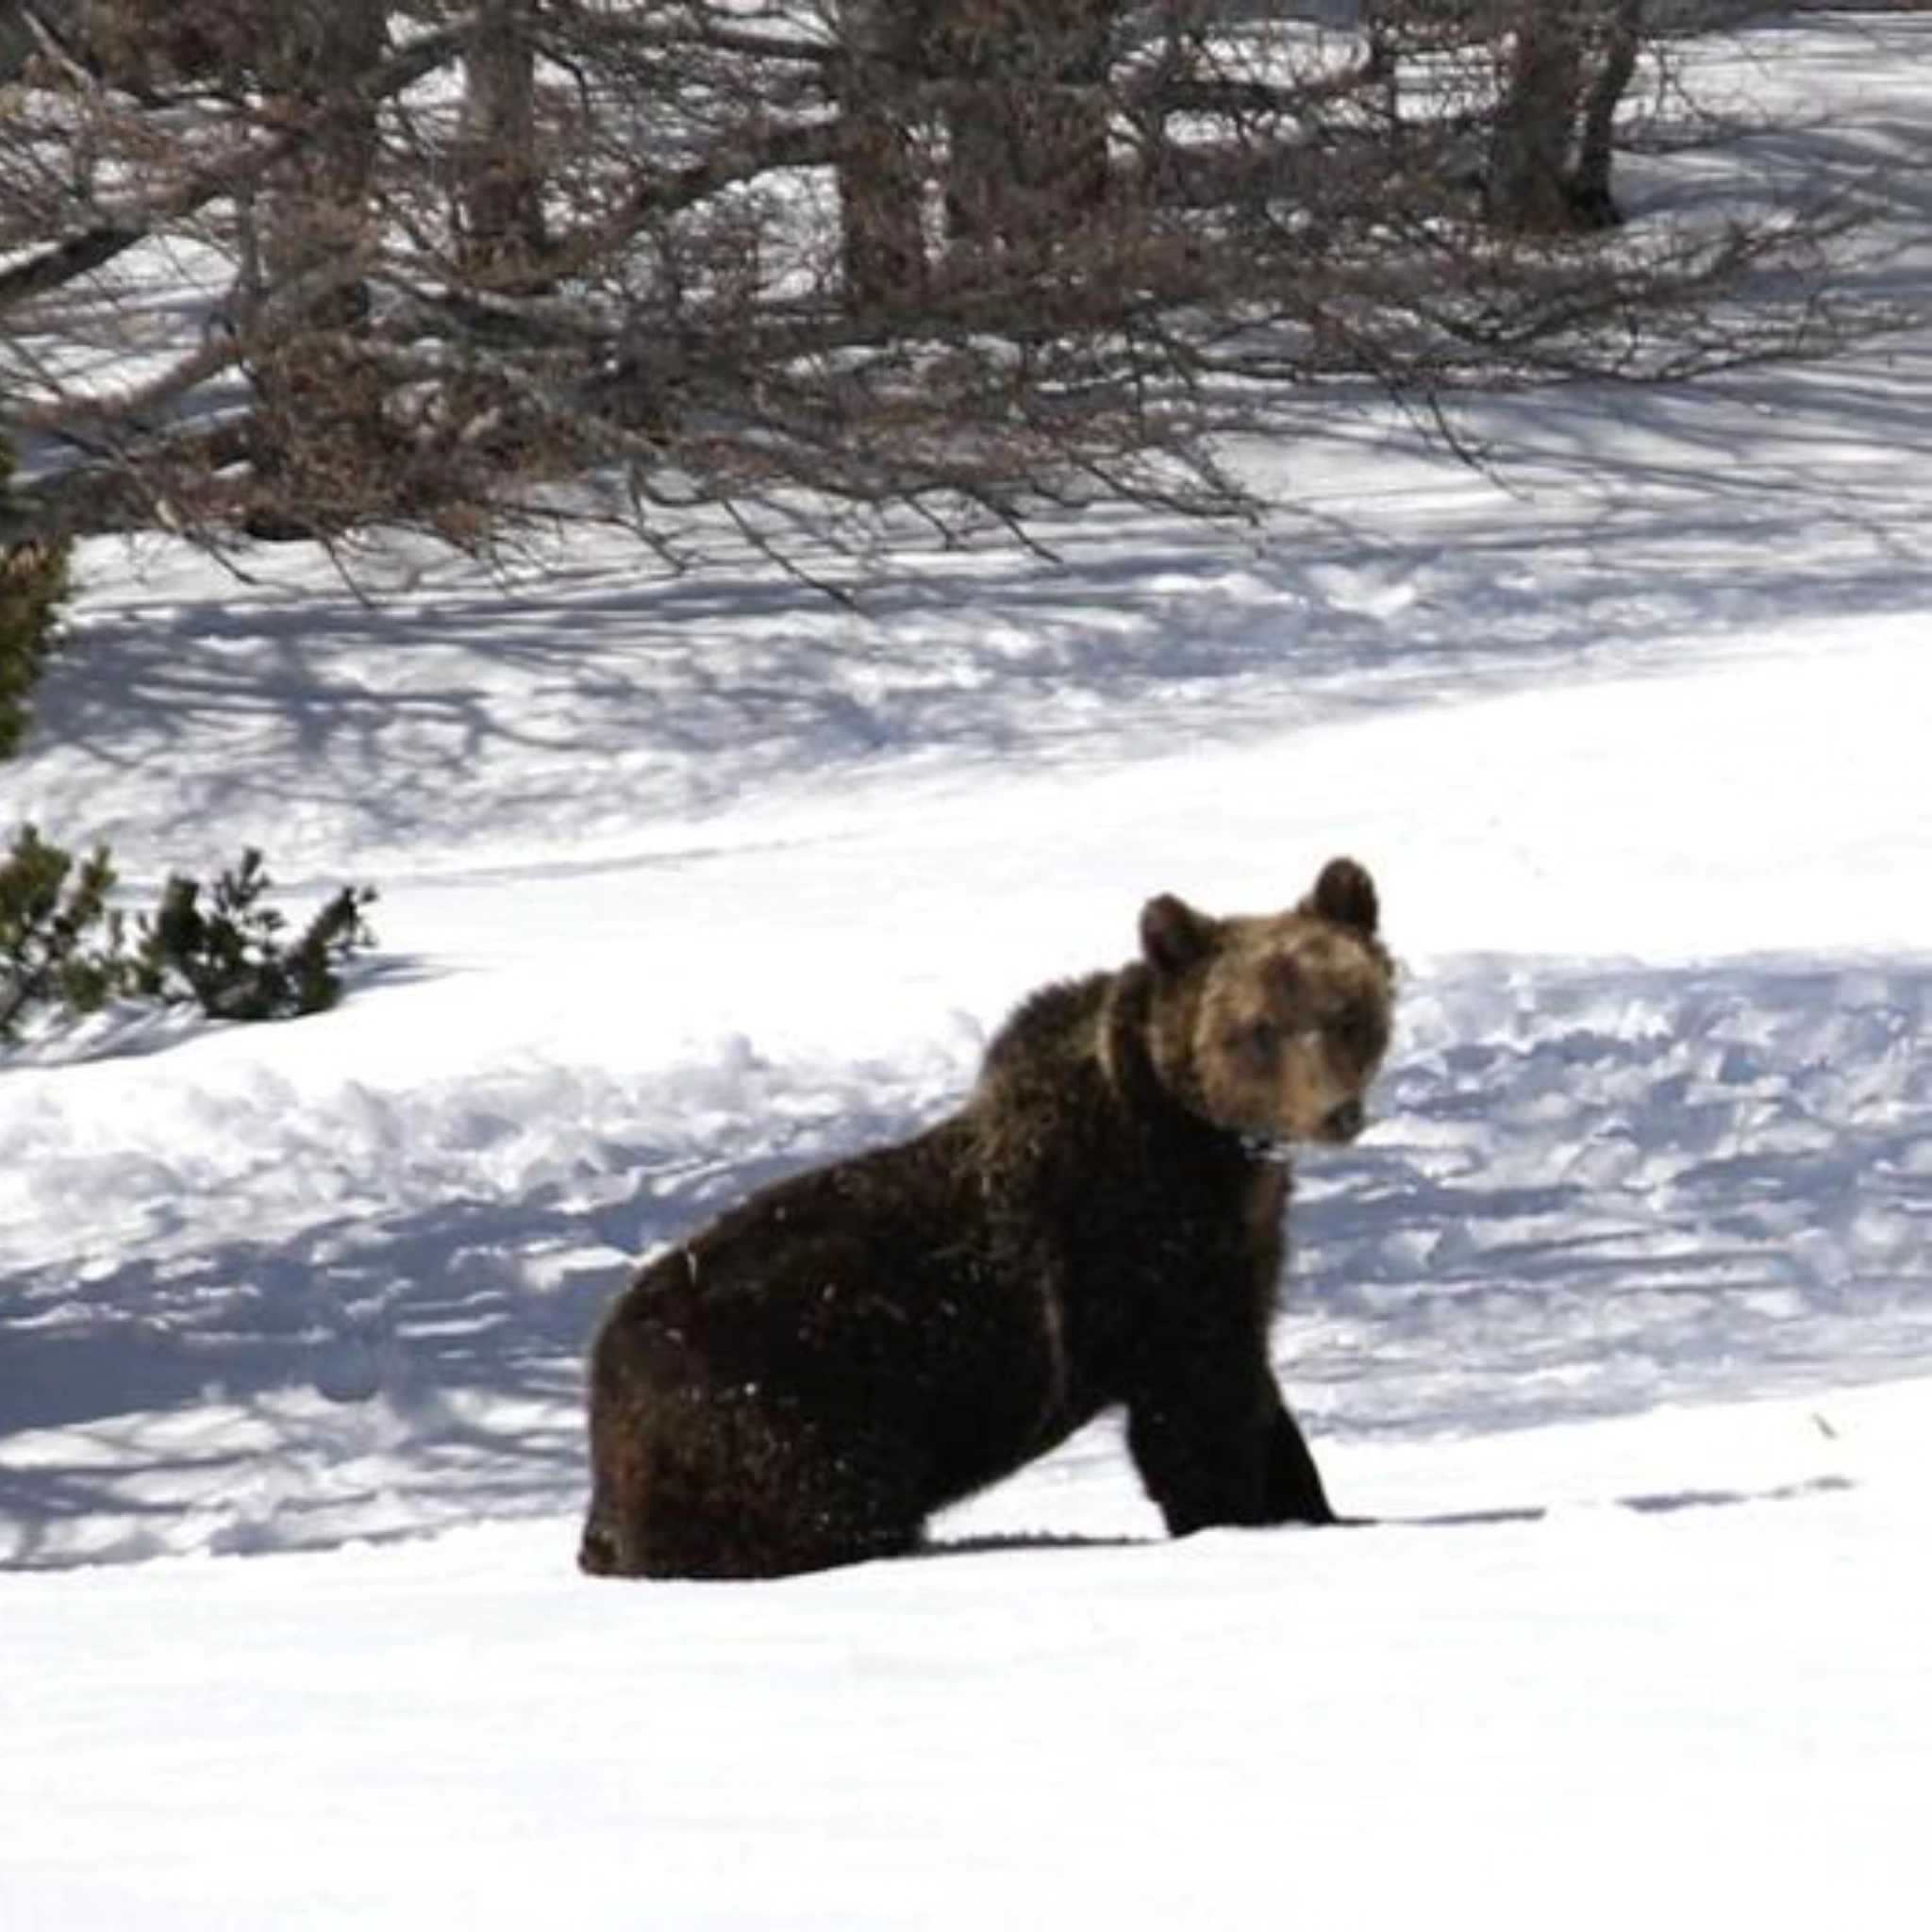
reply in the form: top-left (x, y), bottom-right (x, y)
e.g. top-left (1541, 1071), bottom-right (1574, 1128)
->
top-left (579, 857), bottom-right (1394, 1580)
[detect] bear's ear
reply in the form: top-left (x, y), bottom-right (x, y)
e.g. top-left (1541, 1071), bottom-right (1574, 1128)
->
top-left (1307, 858), bottom-right (1379, 939)
top-left (1140, 893), bottom-right (1220, 977)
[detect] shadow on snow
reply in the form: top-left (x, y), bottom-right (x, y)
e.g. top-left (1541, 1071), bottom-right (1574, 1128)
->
top-left (25, 316), bottom-right (1932, 881)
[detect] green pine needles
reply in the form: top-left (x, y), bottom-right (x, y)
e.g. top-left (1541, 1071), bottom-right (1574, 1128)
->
top-left (0, 437), bottom-right (74, 758)
top-left (0, 828), bottom-right (122, 1038)
top-left (1, 826), bottom-right (377, 1044)
top-left (133, 849), bottom-right (378, 1024)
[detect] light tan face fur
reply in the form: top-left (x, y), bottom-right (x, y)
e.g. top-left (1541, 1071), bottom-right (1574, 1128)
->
top-left (1140, 861), bottom-right (1394, 1147)
top-left (1185, 922), bottom-right (1391, 1144)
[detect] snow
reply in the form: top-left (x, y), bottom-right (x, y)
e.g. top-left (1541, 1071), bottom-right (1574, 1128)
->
top-left (3, 1391), bottom-right (1927, 1930)
top-left (5, 13), bottom-right (1932, 1927)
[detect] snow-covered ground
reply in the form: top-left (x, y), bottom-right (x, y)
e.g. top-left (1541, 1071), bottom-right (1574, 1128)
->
top-left (4, 1381), bottom-right (1926, 1932)
top-left (4, 13), bottom-right (1931, 1928)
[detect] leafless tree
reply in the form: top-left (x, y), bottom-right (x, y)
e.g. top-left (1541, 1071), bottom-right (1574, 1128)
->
top-left (0, 1), bottom-right (1882, 565)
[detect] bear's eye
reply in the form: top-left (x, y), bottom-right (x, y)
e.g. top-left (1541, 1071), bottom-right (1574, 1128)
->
top-left (1332, 1007), bottom-right (1384, 1062)
top-left (1235, 1019), bottom-right (1282, 1067)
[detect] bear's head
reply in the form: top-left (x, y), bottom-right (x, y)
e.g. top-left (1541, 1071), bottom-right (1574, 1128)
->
top-left (1134, 858), bottom-right (1394, 1148)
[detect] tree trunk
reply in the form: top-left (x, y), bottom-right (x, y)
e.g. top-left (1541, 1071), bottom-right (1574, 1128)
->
top-left (459, 1), bottom-right (546, 289)
top-left (246, 0), bottom-right (390, 535)
top-left (941, 0), bottom-right (1115, 256)
top-left (1572, 0), bottom-right (1644, 229)
top-left (1488, 1), bottom-right (1588, 235)
top-left (837, 0), bottom-right (928, 310)
top-left (1489, 0), bottom-right (1643, 235)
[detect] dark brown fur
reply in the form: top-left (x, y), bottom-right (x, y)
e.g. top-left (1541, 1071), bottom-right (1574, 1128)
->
top-left (580, 858), bottom-right (1395, 1579)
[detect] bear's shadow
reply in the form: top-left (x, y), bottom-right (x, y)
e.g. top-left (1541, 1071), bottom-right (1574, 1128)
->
top-left (924, 1473), bottom-right (1857, 1558)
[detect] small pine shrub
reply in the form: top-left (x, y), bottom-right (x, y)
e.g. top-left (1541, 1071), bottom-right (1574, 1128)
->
top-left (0, 826), bottom-right (125, 1040)
top-left (0, 439), bottom-right (74, 758)
top-left (0, 828), bottom-right (377, 1042)
top-left (132, 850), bottom-right (378, 1023)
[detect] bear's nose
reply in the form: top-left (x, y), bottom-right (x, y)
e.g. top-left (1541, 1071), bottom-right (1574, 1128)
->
top-left (1322, 1098), bottom-right (1365, 1143)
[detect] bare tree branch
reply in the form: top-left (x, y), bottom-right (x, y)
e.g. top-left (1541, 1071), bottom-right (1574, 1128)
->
top-left (0, 0), bottom-right (1896, 564)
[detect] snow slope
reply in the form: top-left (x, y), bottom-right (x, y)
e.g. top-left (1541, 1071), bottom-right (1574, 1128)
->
top-left (3, 13), bottom-right (1931, 1928)
top-left (3, 1384), bottom-right (1925, 1932)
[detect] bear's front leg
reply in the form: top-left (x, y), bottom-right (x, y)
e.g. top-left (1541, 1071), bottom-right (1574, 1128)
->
top-left (1125, 1362), bottom-right (1336, 1536)
top-left (1124, 1354), bottom-right (1275, 1537)
top-left (1262, 1391), bottom-right (1336, 1526)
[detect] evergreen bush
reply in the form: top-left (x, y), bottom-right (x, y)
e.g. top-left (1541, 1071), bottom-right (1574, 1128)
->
top-left (131, 851), bottom-right (378, 1024)
top-left (1, 827), bottom-right (377, 1042)
top-left (0, 826), bottom-right (124, 1039)
top-left (0, 438), bottom-right (74, 758)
